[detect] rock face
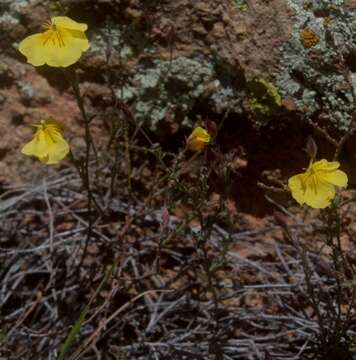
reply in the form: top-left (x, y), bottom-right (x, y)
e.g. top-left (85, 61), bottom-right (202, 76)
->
top-left (85, 0), bottom-right (295, 130)
top-left (276, 0), bottom-right (355, 130)
top-left (0, 0), bottom-right (355, 180)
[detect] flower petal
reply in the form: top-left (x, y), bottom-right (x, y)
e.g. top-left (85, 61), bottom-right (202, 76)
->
top-left (22, 119), bottom-right (70, 164)
top-left (187, 127), bottom-right (210, 151)
top-left (289, 158), bottom-right (347, 209)
top-left (318, 169), bottom-right (348, 188)
top-left (313, 159), bottom-right (340, 171)
top-left (52, 16), bottom-right (88, 32)
top-left (304, 179), bottom-right (335, 209)
top-left (190, 127), bottom-right (211, 142)
top-left (288, 173), bottom-right (306, 205)
top-left (46, 30), bottom-right (89, 67)
top-left (66, 29), bottom-right (90, 51)
top-left (19, 33), bottom-right (48, 66)
top-left (21, 131), bottom-right (49, 158)
top-left (46, 136), bottom-right (70, 164)
top-left (188, 139), bottom-right (206, 152)
top-left (19, 28), bottom-right (89, 67)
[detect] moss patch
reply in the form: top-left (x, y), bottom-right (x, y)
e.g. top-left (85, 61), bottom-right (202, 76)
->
top-left (247, 79), bottom-right (281, 123)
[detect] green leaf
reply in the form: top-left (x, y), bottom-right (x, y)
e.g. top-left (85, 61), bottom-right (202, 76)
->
top-left (58, 263), bottom-right (116, 360)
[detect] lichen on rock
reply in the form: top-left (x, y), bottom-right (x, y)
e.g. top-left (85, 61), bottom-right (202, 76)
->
top-left (0, 0), bottom-right (30, 23)
top-left (117, 56), bottom-right (215, 131)
top-left (247, 79), bottom-right (281, 122)
top-left (299, 27), bottom-right (320, 48)
top-left (276, 0), bottom-right (355, 130)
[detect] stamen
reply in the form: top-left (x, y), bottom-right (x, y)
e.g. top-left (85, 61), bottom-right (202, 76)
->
top-left (42, 28), bottom-right (66, 47)
top-left (45, 129), bottom-right (57, 144)
top-left (42, 20), bottom-right (52, 30)
top-left (312, 175), bottom-right (318, 194)
top-left (56, 31), bottom-right (65, 47)
top-left (42, 31), bottom-right (53, 46)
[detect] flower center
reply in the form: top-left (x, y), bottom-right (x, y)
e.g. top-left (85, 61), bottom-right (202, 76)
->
top-left (42, 21), bottom-right (66, 47)
top-left (305, 168), bottom-right (319, 194)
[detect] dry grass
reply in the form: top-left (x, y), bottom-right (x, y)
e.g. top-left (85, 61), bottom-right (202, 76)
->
top-left (0, 148), bottom-right (355, 359)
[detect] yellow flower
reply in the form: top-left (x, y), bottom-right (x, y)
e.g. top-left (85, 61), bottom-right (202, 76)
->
top-left (288, 159), bottom-right (348, 209)
top-left (18, 16), bottom-right (90, 67)
top-left (21, 119), bottom-right (70, 164)
top-left (187, 127), bottom-right (211, 152)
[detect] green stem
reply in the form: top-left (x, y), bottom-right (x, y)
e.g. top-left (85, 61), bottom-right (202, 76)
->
top-left (64, 68), bottom-right (93, 269)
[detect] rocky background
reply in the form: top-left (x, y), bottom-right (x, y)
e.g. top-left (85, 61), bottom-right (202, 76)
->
top-left (0, 0), bottom-right (354, 183)
top-left (0, 0), bottom-right (355, 359)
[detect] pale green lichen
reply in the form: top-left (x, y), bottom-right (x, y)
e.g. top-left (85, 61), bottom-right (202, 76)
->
top-left (247, 79), bottom-right (281, 121)
top-left (117, 56), bottom-right (215, 130)
top-left (16, 80), bottom-right (34, 99)
top-left (90, 26), bottom-right (135, 59)
top-left (89, 18), bottom-right (158, 61)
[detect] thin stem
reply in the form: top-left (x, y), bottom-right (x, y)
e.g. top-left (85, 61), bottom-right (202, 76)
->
top-left (124, 119), bottom-right (132, 192)
top-left (43, 172), bottom-right (56, 289)
top-left (64, 68), bottom-right (94, 269)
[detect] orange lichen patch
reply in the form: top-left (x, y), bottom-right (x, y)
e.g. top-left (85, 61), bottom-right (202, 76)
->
top-left (323, 16), bottom-right (332, 27)
top-left (299, 28), bottom-right (320, 48)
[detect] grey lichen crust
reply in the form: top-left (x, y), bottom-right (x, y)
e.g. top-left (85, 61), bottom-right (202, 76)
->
top-left (117, 55), bottom-right (245, 130)
top-left (89, 25), bottom-right (215, 130)
top-left (90, 20), bottom-right (246, 131)
top-left (5, 0), bottom-right (354, 133)
top-left (0, 0), bottom-right (30, 25)
top-left (90, 26), bottom-right (135, 59)
top-left (118, 56), bottom-right (215, 130)
top-left (104, 0), bottom-right (355, 131)
top-left (276, 0), bottom-right (355, 130)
